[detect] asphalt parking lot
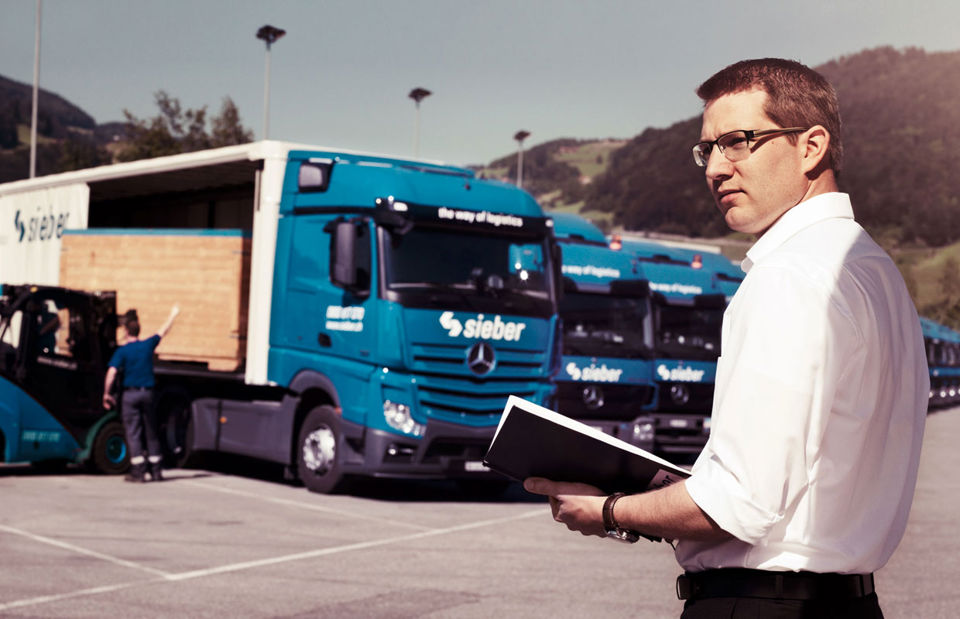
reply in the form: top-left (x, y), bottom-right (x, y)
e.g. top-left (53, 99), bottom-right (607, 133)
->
top-left (2, 407), bottom-right (959, 618)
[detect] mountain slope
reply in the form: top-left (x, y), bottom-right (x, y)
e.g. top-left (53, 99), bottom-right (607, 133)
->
top-left (583, 46), bottom-right (960, 247)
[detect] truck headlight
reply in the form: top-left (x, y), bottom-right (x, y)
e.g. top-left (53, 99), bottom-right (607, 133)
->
top-left (383, 400), bottom-right (425, 437)
top-left (631, 419), bottom-right (655, 444)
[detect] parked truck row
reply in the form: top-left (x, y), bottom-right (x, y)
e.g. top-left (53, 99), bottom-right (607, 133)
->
top-left (1, 142), bottom-right (744, 489)
top-left (921, 316), bottom-right (960, 408)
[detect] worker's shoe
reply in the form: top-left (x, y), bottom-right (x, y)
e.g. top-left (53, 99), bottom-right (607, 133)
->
top-left (124, 462), bottom-right (146, 483)
top-left (148, 461), bottom-right (164, 482)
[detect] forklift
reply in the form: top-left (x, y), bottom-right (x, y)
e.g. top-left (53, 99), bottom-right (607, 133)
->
top-left (0, 284), bottom-right (128, 473)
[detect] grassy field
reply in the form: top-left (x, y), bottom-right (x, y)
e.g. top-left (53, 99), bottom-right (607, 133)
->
top-left (553, 139), bottom-right (625, 179)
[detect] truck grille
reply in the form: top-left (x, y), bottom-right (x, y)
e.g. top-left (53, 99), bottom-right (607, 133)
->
top-left (416, 374), bottom-right (540, 417)
top-left (657, 382), bottom-right (715, 413)
top-left (410, 342), bottom-right (546, 377)
top-left (555, 383), bottom-right (655, 421)
top-left (409, 341), bottom-right (548, 418)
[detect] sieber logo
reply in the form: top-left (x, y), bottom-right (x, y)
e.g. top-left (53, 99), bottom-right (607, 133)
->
top-left (439, 311), bottom-right (527, 341)
top-left (15, 206), bottom-right (71, 243)
top-left (565, 361), bottom-right (623, 383)
top-left (656, 364), bottom-right (705, 382)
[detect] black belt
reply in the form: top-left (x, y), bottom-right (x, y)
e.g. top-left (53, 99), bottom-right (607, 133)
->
top-left (124, 386), bottom-right (152, 391)
top-left (676, 568), bottom-right (875, 601)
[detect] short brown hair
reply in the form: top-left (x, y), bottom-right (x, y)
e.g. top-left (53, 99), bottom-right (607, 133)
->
top-left (125, 318), bottom-right (141, 337)
top-left (696, 58), bottom-right (842, 172)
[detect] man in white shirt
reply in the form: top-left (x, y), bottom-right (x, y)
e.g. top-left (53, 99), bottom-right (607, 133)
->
top-left (524, 58), bottom-right (928, 618)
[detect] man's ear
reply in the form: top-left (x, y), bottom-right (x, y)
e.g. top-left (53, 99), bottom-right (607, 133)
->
top-left (800, 125), bottom-right (830, 174)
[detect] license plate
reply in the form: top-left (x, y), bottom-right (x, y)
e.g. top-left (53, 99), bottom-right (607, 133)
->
top-left (464, 461), bottom-right (489, 473)
top-left (669, 418), bottom-right (689, 429)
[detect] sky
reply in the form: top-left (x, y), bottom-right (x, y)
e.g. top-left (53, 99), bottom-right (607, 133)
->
top-left (1, 0), bottom-right (959, 167)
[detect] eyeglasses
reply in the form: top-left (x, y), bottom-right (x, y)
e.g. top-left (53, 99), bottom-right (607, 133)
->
top-left (692, 127), bottom-right (809, 167)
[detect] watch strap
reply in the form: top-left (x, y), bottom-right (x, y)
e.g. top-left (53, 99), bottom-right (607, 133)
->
top-left (603, 492), bottom-right (627, 532)
top-left (602, 492), bottom-right (662, 544)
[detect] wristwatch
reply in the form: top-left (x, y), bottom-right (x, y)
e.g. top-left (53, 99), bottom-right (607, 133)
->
top-left (602, 492), bottom-right (641, 543)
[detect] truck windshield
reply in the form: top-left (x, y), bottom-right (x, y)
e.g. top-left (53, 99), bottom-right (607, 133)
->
top-left (560, 292), bottom-right (653, 358)
top-left (381, 226), bottom-right (554, 317)
top-left (656, 303), bottom-right (722, 360)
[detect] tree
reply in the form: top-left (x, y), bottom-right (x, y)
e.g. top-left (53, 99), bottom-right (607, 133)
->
top-left (58, 135), bottom-right (109, 172)
top-left (116, 91), bottom-right (252, 162)
top-left (210, 97), bottom-right (253, 146)
top-left (939, 256), bottom-right (960, 299)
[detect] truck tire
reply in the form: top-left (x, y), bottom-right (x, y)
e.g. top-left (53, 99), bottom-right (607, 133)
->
top-left (90, 421), bottom-right (130, 475)
top-left (297, 405), bottom-right (346, 494)
top-left (156, 390), bottom-right (195, 468)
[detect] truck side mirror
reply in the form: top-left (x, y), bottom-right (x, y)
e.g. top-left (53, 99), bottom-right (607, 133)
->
top-left (551, 242), bottom-right (564, 301)
top-left (331, 221), bottom-right (357, 288)
top-left (327, 218), bottom-right (371, 297)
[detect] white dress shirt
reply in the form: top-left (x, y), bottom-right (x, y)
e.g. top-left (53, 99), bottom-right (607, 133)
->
top-left (676, 192), bottom-right (928, 574)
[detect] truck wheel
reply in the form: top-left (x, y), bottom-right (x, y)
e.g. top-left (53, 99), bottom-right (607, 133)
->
top-left (90, 421), bottom-right (130, 475)
top-left (297, 406), bottom-right (346, 494)
top-left (157, 391), bottom-right (196, 468)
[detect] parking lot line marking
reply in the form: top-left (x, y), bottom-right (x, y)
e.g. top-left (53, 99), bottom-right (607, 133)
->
top-left (166, 508), bottom-right (544, 582)
top-left (0, 508), bottom-right (543, 612)
top-left (0, 523), bottom-right (174, 579)
top-left (181, 480), bottom-right (435, 531)
top-left (0, 580), bottom-right (145, 613)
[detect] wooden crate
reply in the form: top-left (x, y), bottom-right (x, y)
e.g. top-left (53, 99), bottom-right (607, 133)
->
top-left (60, 230), bottom-right (251, 371)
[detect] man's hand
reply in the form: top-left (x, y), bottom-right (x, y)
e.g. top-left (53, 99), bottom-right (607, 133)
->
top-left (524, 477), bottom-right (607, 537)
top-left (102, 393), bottom-right (116, 410)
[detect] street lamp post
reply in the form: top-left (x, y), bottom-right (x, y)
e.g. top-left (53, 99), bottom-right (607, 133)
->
top-left (514, 130), bottom-right (530, 188)
top-left (29, 0), bottom-right (42, 178)
top-left (256, 25), bottom-right (286, 140)
top-left (408, 87), bottom-right (431, 157)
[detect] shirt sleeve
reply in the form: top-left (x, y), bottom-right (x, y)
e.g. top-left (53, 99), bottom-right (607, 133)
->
top-left (147, 334), bottom-right (161, 351)
top-left (108, 347), bottom-right (123, 370)
top-left (685, 261), bottom-right (859, 544)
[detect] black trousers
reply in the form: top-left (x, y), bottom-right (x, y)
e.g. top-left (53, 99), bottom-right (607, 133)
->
top-left (681, 593), bottom-right (883, 618)
top-left (121, 388), bottom-right (162, 460)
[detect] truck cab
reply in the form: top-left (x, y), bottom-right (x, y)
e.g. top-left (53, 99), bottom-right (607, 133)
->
top-left (550, 213), bottom-right (657, 451)
top-left (257, 153), bottom-right (560, 491)
top-left (0, 284), bottom-right (127, 472)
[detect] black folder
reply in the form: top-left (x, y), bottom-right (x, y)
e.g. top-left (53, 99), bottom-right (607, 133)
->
top-left (483, 396), bottom-right (690, 494)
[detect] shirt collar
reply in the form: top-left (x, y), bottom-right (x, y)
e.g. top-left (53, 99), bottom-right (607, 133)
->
top-left (741, 192), bottom-right (854, 273)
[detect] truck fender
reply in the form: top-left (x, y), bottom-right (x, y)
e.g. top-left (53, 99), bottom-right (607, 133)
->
top-left (288, 370), bottom-right (341, 408)
top-left (284, 369), bottom-right (361, 463)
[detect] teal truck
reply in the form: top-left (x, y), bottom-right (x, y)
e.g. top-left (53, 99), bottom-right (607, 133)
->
top-left (0, 141), bottom-right (561, 492)
top-left (616, 236), bottom-right (742, 459)
top-left (550, 213), bottom-right (657, 451)
top-left (920, 316), bottom-right (960, 409)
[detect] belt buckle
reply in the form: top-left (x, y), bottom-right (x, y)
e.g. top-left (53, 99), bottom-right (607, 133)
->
top-left (676, 574), bottom-right (692, 600)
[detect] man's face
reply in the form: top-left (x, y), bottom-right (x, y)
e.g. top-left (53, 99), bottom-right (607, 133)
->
top-left (700, 89), bottom-right (809, 235)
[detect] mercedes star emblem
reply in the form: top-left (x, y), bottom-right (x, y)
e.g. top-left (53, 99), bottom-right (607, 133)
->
top-left (466, 341), bottom-right (496, 375)
top-left (582, 385), bottom-right (604, 410)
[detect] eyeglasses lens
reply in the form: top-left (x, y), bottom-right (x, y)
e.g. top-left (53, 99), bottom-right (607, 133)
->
top-left (718, 131), bottom-right (750, 161)
top-left (693, 144), bottom-right (711, 167)
top-left (693, 131), bottom-right (751, 167)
